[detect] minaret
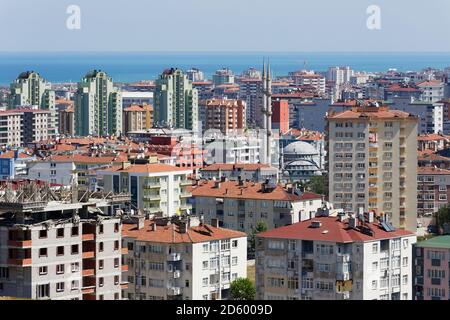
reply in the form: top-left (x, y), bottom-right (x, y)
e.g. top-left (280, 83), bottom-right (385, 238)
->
top-left (265, 60), bottom-right (272, 165)
top-left (261, 60), bottom-right (268, 164)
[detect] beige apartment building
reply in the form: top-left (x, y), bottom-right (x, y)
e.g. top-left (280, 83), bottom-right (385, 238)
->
top-left (326, 105), bottom-right (419, 232)
top-left (123, 105), bottom-right (153, 134)
top-left (191, 178), bottom-right (325, 235)
top-left (121, 216), bottom-right (247, 300)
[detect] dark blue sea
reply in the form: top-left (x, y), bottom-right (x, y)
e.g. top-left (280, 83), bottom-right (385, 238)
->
top-left (0, 52), bottom-right (449, 85)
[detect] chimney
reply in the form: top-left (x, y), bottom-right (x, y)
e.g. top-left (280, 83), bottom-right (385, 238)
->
top-left (122, 162), bottom-right (131, 170)
top-left (211, 218), bottom-right (219, 228)
top-left (179, 221), bottom-right (188, 233)
top-left (349, 215), bottom-right (358, 229)
top-left (221, 176), bottom-right (226, 182)
top-left (214, 181), bottom-right (221, 189)
top-left (150, 222), bottom-right (157, 231)
top-left (136, 216), bottom-right (145, 230)
top-left (368, 211), bottom-right (374, 223)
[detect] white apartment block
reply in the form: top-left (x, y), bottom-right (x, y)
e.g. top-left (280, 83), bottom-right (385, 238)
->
top-left (98, 163), bottom-right (193, 217)
top-left (327, 105), bottom-right (418, 232)
top-left (256, 214), bottom-right (416, 300)
top-left (26, 159), bottom-right (77, 185)
top-left (121, 216), bottom-right (247, 300)
top-left (191, 178), bottom-right (324, 235)
top-left (417, 80), bottom-right (445, 103)
top-left (328, 66), bottom-right (354, 86)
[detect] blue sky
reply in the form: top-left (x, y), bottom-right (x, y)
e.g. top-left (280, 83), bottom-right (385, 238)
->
top-left (1, 0), bottom-right (449, 52)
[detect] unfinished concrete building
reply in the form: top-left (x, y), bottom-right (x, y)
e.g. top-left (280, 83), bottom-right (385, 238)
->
top-left (0, 181), bottom-right (131, 300)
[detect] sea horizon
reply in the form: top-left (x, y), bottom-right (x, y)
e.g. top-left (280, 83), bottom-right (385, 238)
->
top-left (0, 51), bottom-right (449, 85)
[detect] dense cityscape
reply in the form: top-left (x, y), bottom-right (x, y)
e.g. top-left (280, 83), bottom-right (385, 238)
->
top-left (0, 61), bottom-right (449, 302)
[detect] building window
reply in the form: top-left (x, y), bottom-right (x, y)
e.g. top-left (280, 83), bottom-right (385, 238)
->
top-left (71, 262), bottom-right (79, 273)
top-left (114, 276), bottom-right (119, 285)
top-left (99, 277), bottom-right (104, 287)
top-left (39, 248), bottom-right (48, 257)
top-left (232, 240), bottom-right (238, 248)
top-left (56, 282), bottom-right (65, 292)
top-left (99, 242), bottom-right (104, 252)
top-left (99, 225), bottom-right (104, 234)
top-left (56, 264), bottom-right (64, 274)
top-left (71, 227), bottom-right (79, 236)
top-left (372, 243), bottom-right (378, 253)
top-left (71, 245), bottom-right (79, 255)
top-left (114, 258), bottom-right (119, 268)
top-left (202, 277), bottom-right (208, 287)
top-left (37, 284), bottom-right (50, 298)
top-left (114, 223), bottom-right (119, 233)
top-left (99, 260), bottom-right (104, 270)
top-left (39, 230), bottom-right (48, 239)
top-left (114, 241), bottom-right (119, 251)
top-left (57, 246), bottom-right (64, 256)
top-left (57, 228), bottom-right (64, 238)
top-left (372, 280), bottom-right (377, 290)
top-left (39, 266), bottom-right (48, 275)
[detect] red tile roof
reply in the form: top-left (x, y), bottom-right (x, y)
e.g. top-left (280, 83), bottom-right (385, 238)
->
top-left (327, 106), bottom-right (414, 120)
top-left (417, 167), bottom-right (450, 175)
top-left (201, 163), bottom-right (271, 171)
top-left (191, 179), bottom-right (322, 201)
top-left (103, 163), bottom-right (190, 174)
top-left (122, 219), bottom-right (246, 243)
top-left (258, 216), bottom-right (414, 243)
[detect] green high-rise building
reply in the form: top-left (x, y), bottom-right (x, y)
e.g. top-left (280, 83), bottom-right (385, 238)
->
top-left (9, 71), bottom-right (57, 136)
top-left (74, 70), bottom-right (122, 136)
top-left (154, 68), bottom-right (198, 132)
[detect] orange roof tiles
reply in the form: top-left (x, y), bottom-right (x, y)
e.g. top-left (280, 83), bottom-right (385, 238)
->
top-left (191, 179), bottom-right (322, 201)
top-left (123, 105), bottom-right (153, 112)
top-left (417, 167), bottom-right (450, 175)
top-left (103, 163), bottom-right (190, 174)
top-left (122, 219), bottom-right (246, 243)
top-left (201, 163), bottom-right (271, 171)
top-left (258, 216), bottom-right (414, 243)
top-left (327, 106), bottom-right (414, 120)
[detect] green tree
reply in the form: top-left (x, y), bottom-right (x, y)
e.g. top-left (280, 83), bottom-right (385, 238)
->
top-left (305, 175), bottom-right (328, 196)
top-left (436, 205), bottom-right (450, 231)
top-left (230, 278), bottom-right (256, 300)
top-left (249, 221), bottom-right (268, 254)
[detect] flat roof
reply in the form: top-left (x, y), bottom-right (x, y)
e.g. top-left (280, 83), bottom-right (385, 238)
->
top-left (416, 235), bottom-right (450, 249)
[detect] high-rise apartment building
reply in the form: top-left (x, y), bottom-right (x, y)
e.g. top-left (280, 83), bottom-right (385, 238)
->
top-left (121, 216), bottom-right (247, 300)
top-left (199, 99), bottom-right (246, 134)
top-left (327, 66), bottom-right (354, 85)
top-left (154, 68), bottom-right (198, 132)
top-left (256, 214), bottom-right (416, 300)
top-left (326, 105), bottom-right (419, 232)
top-left (0, 108), bottom-right (53, 146)
top-left (8, 71), bottom-right (57, 136)
top-left (123, 105), bottom-right (153, 134)
top-left (212, 68), bottom-right (235, 86)
top-left (74, 70), bottom-right (123, 136)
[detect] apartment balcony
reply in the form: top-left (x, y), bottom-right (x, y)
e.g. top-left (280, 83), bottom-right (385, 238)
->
top-left (82, 234), bottom-right (95, 241)
top-left (167, 253), bottom-right (182, 262)
top-left (81, 287), bottom-right (95, 295)
top-left (172, 270), bottom-right (181, 279)
top-left (143, 182), bottom-right (161, 189)
top-left (180, 179), bottom-right (192, 186)
top-left (7, 240), bottom-right (32, 248)
top-left (7, 258), bottom-right (32, 267)
top-left (179, 192), bottom-right (191, 198)
top-left (180, 204), bottom-right (192, 212)
top-left (82, 251), bottom-right (95, 259)
top-left (121, 265), bottom-right (129, 272)
top-left (120, 282), bottom-right (129, 290)
top-left (167, 286), bottom-right (182, 296)
top-left (147, 207), bottom-right (163, 214)
top-left (82, 269), bottom-right (95, 277)
top-left (121, 247), bottom-right (129, 255)
top-left (144, 195), bottom-right (161, 202)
